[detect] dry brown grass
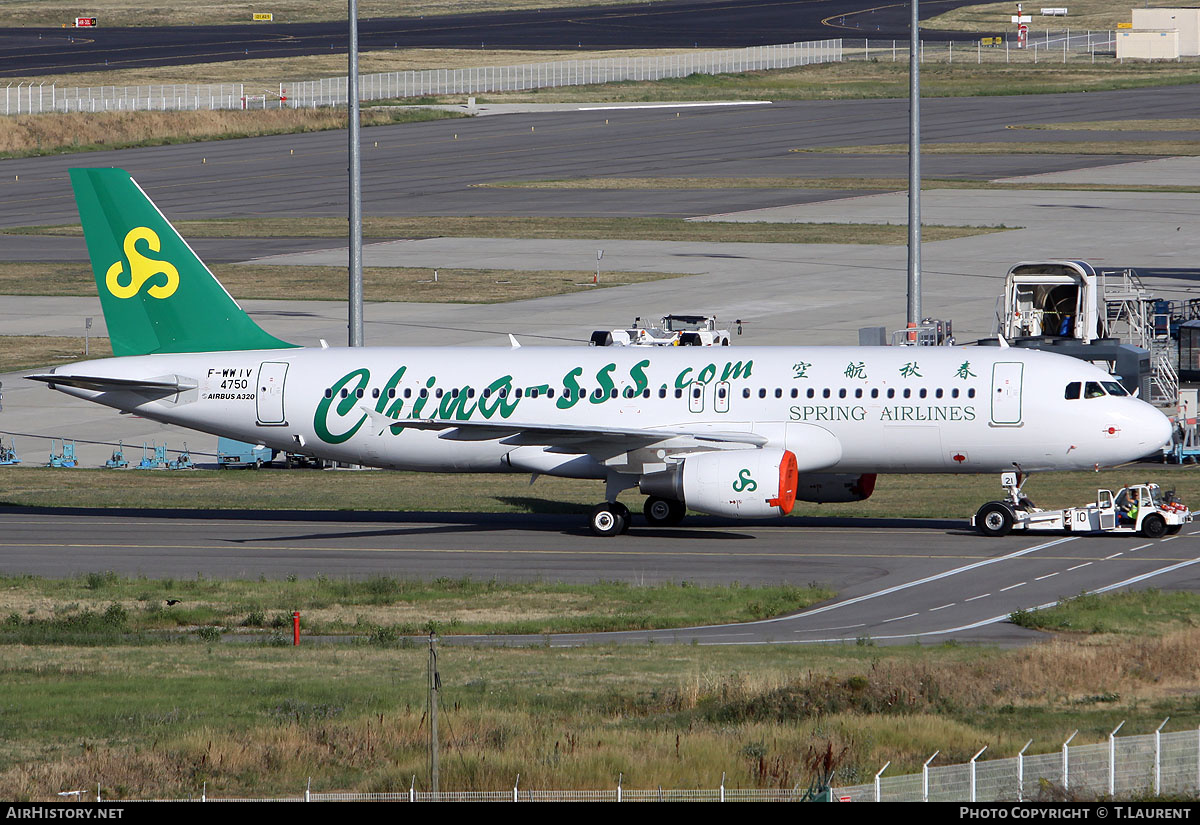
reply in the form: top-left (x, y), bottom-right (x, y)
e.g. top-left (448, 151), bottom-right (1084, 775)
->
top-left (15, 48), bottom-right (700, 88)
top-left (795, 140), bottom-right (1200, 156)
top-left (0, 108), bottom-right (456, 158)
top-left (2, 629), bottom-right (1199, 797)
top-left (478, 176), bottom-right (905, 190)
top-left (925, 0), bottom-right (1138, 33)
top-left (0, 335), bottom-right (112, 372)
top-left (0, 262), bottom-right (678, 303)
top-left (217, 265), bottom-right (676, 302)
top-left (5, 217), bottom-right (1001, 245)
top-left (1012, 118), bottom-right (1200, 132)
top-left (478, 175), bottom-right (1200, 193)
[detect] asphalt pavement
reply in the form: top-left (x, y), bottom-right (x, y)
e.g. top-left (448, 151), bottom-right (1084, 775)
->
top-left (1, 0), bottom-right (993, 77)
top-left (2, 506), bottom-right (1197, 645)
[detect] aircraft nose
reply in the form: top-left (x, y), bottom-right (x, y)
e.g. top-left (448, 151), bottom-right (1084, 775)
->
top-left (1138, 403), bottom-right (1173, 451)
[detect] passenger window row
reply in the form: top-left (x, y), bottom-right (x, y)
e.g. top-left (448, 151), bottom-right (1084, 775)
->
top-left (743, 386), bottom-right (976, 400)
top-left (322, 384), bottom-right (982, 402)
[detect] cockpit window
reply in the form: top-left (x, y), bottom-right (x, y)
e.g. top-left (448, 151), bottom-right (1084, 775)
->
top-left (1102, 381), bottom-right (1128, 397)
top-left (1065, 382), bottom-right (1081, 400)
top-left (1084, 381), bottom-right (1106, 399)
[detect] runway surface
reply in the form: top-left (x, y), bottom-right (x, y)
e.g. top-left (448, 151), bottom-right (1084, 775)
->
top-left (1, 0), bottom-right (990, 78)
top-left (2, 507), bottom-right (1198, 645)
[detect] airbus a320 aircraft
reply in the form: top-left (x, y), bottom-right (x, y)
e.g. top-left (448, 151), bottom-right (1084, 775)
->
top-left (30, 169), bottom-right (1173, 536)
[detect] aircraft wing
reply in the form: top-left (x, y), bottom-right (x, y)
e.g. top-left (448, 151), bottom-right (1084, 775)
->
top-left (25, 373), bottom-right (197, 393)
top-left (362, 408), bottom-right (768, 450)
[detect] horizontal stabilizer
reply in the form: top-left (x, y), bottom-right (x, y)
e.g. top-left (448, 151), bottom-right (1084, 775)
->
top-left (26, 373), bottom-right (197, 394)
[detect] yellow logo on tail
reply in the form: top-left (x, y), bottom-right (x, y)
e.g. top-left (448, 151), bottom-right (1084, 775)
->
top-left (105, 227), bottom-right (180, 299)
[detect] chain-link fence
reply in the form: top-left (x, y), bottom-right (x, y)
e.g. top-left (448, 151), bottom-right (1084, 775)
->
top-left (0, 30), bottom-right (1150, 115)
top-left (1, 39), bottom-right (841, 115)
top-left (832, 727), bottom-right (1199, 802)
top-left (842, 30), bottom-right (1117, 64)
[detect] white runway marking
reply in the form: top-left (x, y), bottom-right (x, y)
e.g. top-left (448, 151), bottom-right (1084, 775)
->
top-left (1000, 582), bottom-right (1026, 592)
top-left (577, 102), bottom-right (772, 111)
top-left (771, 537), bottom-right (1077, 623)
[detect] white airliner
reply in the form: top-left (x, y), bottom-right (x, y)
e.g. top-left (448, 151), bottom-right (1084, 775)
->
top-left (29, 169), bottom-right (1173, 536)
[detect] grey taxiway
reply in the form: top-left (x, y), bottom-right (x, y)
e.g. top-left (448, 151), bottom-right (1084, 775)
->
top-left (1, 507), bottom-right (1198, 644)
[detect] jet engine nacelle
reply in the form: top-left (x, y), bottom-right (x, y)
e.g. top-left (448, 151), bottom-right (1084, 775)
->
top-left (796, 472), bottom-right (877, 503)
top-left (639, 448), bottom-right (799, 518)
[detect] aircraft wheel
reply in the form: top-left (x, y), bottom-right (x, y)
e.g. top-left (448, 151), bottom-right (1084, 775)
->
top-left (613, 502), bottom-right (632, 534)
top-left (975, 501), bottom-right (1014, 537)
top-left (644, 496), bottom-right (686, 527)
top-left (589, 503), bottom-right (627, 537)
top-left (1140, 513), bottom-right (1168, 539)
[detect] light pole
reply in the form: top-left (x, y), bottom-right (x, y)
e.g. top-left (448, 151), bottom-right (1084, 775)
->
top-left (348, 0), bottom-right (364, 347)
top-left (907, 0), bottom-right (922, 330)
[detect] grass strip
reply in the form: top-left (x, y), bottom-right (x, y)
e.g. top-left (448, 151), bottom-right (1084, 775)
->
top-left (0, 336), bottom-right (112, 373)
top-left (0, 108), bottom-right (462, 160)
top-left (0, 572), bottom-right (833, 639)
top-left (413, 61), bottom-right (1200, 104)
top-left (3, 217), bottom-right (1003, 244)
top-left (925, 0), bottom-right (1137, 34)
top-left (0, 465), bottom-right (1195, 522)
top-left (1010, 118), bottom-right (1200, 132)
top-left (1010, 589), bottom-right (1200, 635)
top-left (475, 176), bottom-right (1200, 193)
top-left (0, 264), bottom-right (681, 303)
top-left (792, 140), bottom-right (1200, 156)
top-left (0, 626), bottom-right (1198, 798)
top-left (15, 47), bottom-right (701, 88)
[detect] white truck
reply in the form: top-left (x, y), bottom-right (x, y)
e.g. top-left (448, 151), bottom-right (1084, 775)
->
top-left (972, 472), bottom-right (1191, 538)
top-left (589, 314), bottom-right (737, 347)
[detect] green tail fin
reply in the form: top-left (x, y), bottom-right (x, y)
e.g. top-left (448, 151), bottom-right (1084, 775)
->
top-left (69, 167), bottom-right (297, 357)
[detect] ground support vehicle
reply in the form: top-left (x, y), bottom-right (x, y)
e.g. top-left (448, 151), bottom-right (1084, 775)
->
top-left (47, 439), bottom-right (77, 468)
top-left (972, 472), bottom-right (1191, 538)
top-left (590, 314), bottom-right (737, 347)
top-left (104, 441), bottom-right (129, 469)
top-left (217, 437), bottom-right (275, 468)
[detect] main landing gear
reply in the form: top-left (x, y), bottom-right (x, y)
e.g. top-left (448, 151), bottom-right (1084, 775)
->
top-left (588, 497), bottom-right (687, 536)
top-left (643, 496), bottom-right (686, 527)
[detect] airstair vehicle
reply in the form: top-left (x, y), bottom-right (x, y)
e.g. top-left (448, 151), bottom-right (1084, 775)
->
top-left (994, 260), bottom-right (1176, 405)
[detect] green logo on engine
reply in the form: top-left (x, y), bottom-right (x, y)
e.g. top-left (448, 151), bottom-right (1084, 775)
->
top-left (732, 469), bottom-right (757, 493)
